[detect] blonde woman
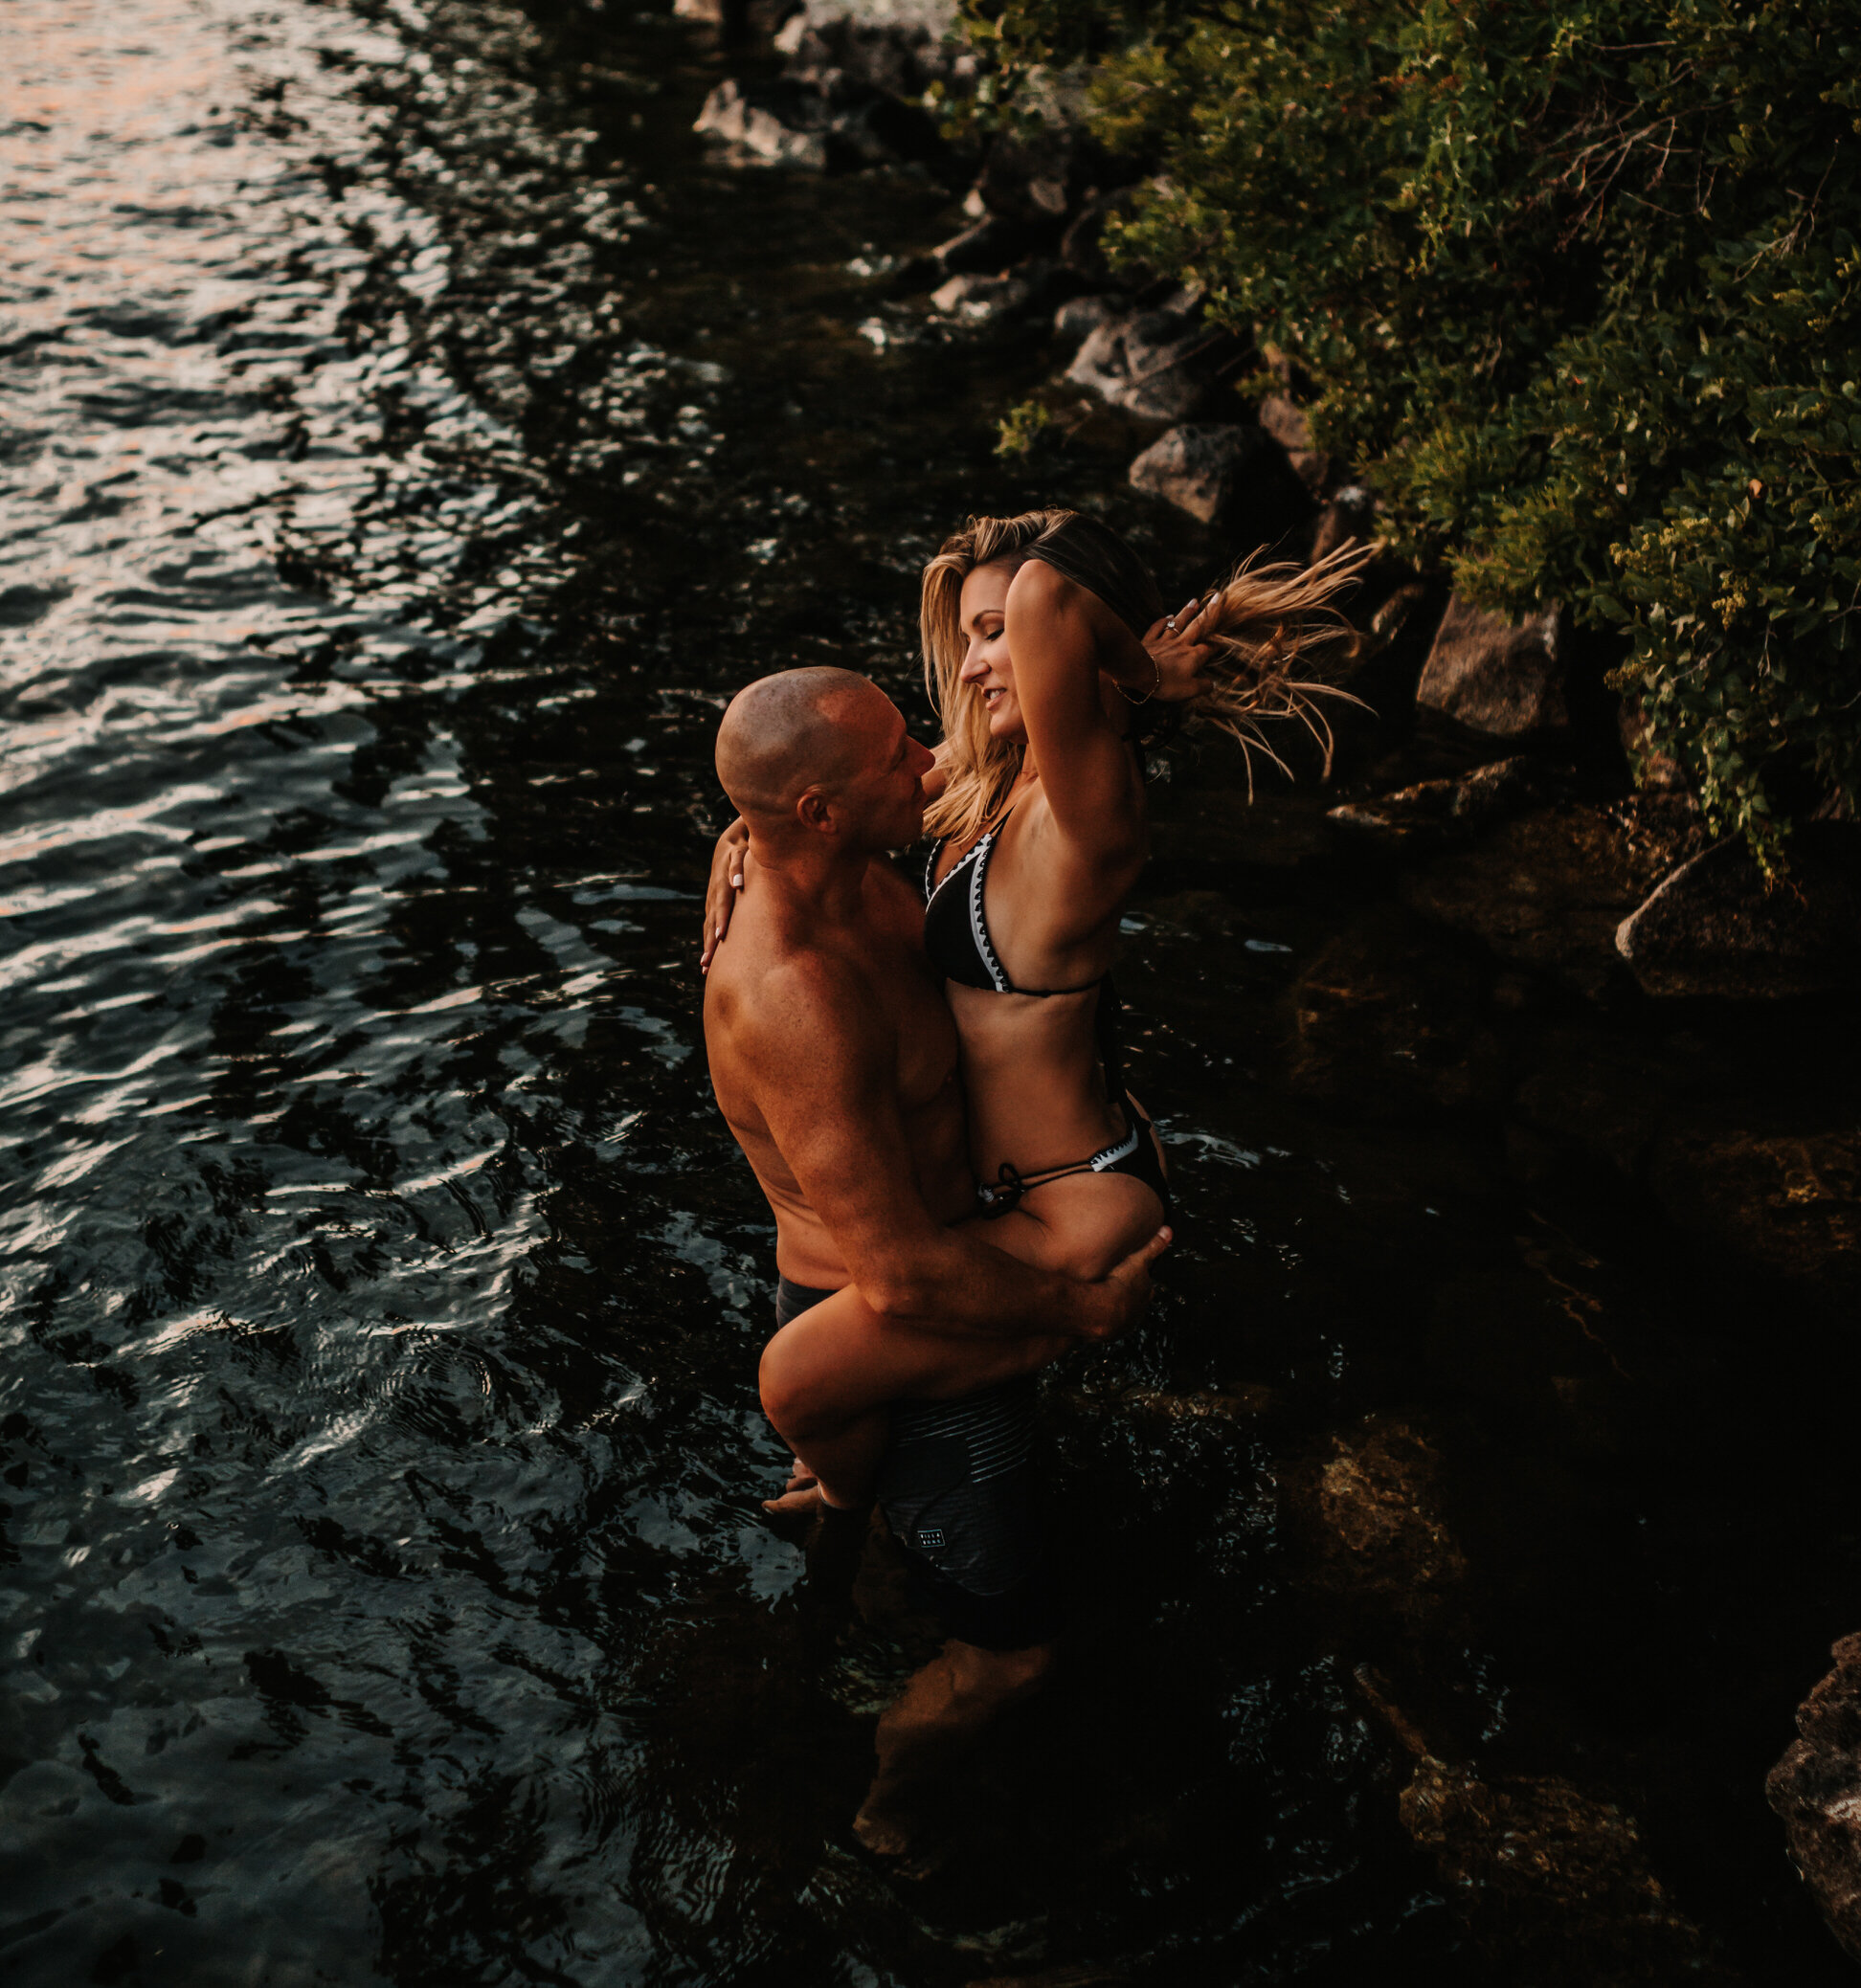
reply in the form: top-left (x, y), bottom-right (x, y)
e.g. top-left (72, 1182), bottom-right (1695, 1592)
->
top-left (703, 509), bottom-right (1363, 1526)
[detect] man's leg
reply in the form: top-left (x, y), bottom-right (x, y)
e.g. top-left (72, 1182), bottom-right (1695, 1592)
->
top-left (854, 1637), bottom-right (1055, 1862)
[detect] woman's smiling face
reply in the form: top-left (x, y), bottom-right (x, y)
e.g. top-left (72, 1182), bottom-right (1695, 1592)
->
top-left (957, 560), bottom-right (1025, 743)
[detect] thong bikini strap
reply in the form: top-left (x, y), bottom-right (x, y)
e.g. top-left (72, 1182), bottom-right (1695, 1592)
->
top-left (975, 1119), bottom-right (1143, 1219)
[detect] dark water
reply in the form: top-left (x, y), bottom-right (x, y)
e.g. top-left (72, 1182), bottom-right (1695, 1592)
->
top-left (3, 3), bottom-right (1857, 1983)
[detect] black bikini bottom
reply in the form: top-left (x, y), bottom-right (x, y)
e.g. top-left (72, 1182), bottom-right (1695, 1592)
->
top-left (975, 1100), bottom-right (1172, 1222)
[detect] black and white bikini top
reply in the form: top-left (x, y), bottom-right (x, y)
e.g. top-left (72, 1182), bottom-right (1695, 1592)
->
top-left (922, 807), bottom-right (1133, 1112)
top-left (922, 813), bottom-right (1102, 998)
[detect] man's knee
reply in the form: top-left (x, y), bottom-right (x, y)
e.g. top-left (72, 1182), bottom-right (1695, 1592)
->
top-left (944, 1637), bottom-right (1056, 1708)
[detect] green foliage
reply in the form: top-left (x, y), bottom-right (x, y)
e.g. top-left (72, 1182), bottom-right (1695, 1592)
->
top-left (996, 395), bottom-right (1057, 457)
top-left (959, 0), bottom-right (1861, 858)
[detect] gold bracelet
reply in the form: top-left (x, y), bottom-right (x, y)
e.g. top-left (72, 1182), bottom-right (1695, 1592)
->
top-left (1117, 652), bottom-right (1162, 705)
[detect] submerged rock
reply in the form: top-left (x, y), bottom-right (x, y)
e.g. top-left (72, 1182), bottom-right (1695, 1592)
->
top-left (1615, 826), bottom-right (1861, 1000)
top-left (1313, 1418), bottom-right (1467, 1617)
top-left (1065, 293), bottom-right (1245, 422)
top-left (1416, 595), bottom-right (1567, 738)
top-left (1648, 1127), bottom-right (1860, 1309)
top-left (1290, 912), bottom-right (1505, 1116)
top-left (1401, 804), bottom-right (1672, 1001)
top-left (1127, 421), bottom-right (1312, 545)
top-left (1769, 1633), bottom-right (1861, 1964)
top-left (1357, 1672), bottom-right (1727, 1980)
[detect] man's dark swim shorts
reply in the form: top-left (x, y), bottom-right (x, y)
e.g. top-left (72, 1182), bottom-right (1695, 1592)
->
top-left (774, 1277), bottom-right (1064, 1651)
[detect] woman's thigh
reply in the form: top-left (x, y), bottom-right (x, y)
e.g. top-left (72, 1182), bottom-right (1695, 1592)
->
top-left (984, 1168), bottom-right (1166, 1282)
top-left (761, 1282), bottom-right (1062, 1431)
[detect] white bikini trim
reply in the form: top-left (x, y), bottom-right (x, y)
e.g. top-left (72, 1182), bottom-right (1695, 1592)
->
top-left (966, 832), bottom-right (1010, 993)
top-left (1087, 1123), bottom-right (1141, 1172)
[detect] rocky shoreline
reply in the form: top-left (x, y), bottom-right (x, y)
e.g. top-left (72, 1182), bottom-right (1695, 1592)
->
top-left (681, 0), bottom-right (1861, 1967)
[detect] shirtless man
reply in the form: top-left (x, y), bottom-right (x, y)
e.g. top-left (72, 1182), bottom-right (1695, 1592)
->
top-left (702, 665), bottom-right (1169, 1862)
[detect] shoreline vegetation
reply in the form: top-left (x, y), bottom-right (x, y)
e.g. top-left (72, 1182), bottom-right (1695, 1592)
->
top-left (682, 0), bottom-right (1861, 1966)
top-left (689, 0), bottom-right (1859, 998)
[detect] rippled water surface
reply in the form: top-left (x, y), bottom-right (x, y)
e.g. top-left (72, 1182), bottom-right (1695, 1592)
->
top-left (4, 3), bottom-right (1858, 1983)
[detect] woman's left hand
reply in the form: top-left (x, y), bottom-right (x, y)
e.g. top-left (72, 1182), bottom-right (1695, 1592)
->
top-left (1143, 595), bottom-right (1218, 702)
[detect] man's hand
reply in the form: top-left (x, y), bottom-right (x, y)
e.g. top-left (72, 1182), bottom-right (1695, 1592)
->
top-left (700, 817), bottom-right (750, 973)
top-left (1067, 1224), bottom-right (1174, 1345)
top-left (1142, 595), bottom-right (1217, 703)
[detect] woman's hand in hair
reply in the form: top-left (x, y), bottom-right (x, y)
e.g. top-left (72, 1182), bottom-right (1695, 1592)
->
top-left (1143, 596), bottom-right (1217, 703)
top-left (701, 816), bottom-right (751, 974)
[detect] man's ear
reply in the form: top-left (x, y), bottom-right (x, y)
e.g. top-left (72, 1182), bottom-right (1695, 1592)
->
top-left (795, 788), bottom-right (838, 835)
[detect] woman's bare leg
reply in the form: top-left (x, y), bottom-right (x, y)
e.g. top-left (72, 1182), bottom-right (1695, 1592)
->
top-left (759, 1170), bottom-right (1163, 1508)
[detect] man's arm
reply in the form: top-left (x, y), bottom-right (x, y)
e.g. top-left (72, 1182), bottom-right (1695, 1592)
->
top-left (736, 956), bottom-right (1167, 1344)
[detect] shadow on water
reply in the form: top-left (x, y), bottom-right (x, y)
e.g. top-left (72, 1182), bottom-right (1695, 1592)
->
top-left (1, 0), bottom-right (1857, 1983)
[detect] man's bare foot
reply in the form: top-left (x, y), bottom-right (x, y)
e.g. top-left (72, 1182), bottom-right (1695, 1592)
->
top-left (852, 1782), bottom-right (951, 1881)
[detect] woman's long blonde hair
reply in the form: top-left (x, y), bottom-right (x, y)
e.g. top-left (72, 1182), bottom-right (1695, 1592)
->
top-left (921, 507), bottom-right (1373, 846)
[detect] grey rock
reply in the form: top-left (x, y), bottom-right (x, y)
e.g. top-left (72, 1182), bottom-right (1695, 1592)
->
top-left (1256, 389), bottom-right (1331, 491)
top-left (1615, 826), bottom-right (1861, 998)
top-left (1311, 485), bottom-right (1379, 565)
top-left (1128, 422), bottom-right (1312, 547)
top-left (973, 127), bottom-right (1095, 226)
top-left (694, 78), bottom-right (831, 168)
top-left (930, 271), bottom-right (1036, 324)
top-left (1051, 292), bottom-right (1123, 353)
top-left (1257, 391), bottom-right (1311, 452)
top-left (1326, 756), bottom-right (1557, 849)
top-left (1066, 297), bottom-right (1244, 422)
top-left (1770, 1634), bottom-right (1861, 1964)
top-left (1415, 594), bottom-right (1567, 737)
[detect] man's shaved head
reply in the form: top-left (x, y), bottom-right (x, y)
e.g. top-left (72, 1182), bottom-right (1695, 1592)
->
top-left (716, 667), bottom-right (894, 820)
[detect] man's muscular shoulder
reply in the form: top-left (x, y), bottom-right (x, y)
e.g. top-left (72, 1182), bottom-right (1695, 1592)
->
top-left (716, 931), bottom-right (889, 1088)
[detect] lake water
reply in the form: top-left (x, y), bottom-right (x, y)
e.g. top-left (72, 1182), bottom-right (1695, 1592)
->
top-left (3, 3), bottom-right (1855, 1982)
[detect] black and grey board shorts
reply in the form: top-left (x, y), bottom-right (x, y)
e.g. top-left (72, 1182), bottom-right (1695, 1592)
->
top-left (774, 1277), bottom-right (1065, 1651)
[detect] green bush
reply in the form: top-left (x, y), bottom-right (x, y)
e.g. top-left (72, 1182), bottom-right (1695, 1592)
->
top-left (959, 0), bottom-right (1861, 860)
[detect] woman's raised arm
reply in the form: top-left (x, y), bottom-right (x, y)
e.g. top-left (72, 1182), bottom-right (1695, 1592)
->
top-left (1001, 560), bottom-right (1151, 858)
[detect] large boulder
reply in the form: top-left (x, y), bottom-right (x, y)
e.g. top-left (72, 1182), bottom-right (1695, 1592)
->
top-left (1326, 756), bottom-right (1560, 852)
top-left (1127, 421), bottom-right (1313, 547)
top-left (1416, 595), bottom-right (1567, 738)
top-left (1769, 1634), bottom-right (1861, 1963)
top-left (1614, 825), bottom-right (1861, 1000)
top-left (1401, 803), bottom-right (1684, 1001)
top-left (1066, 293), bottom-right (1245, 422)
